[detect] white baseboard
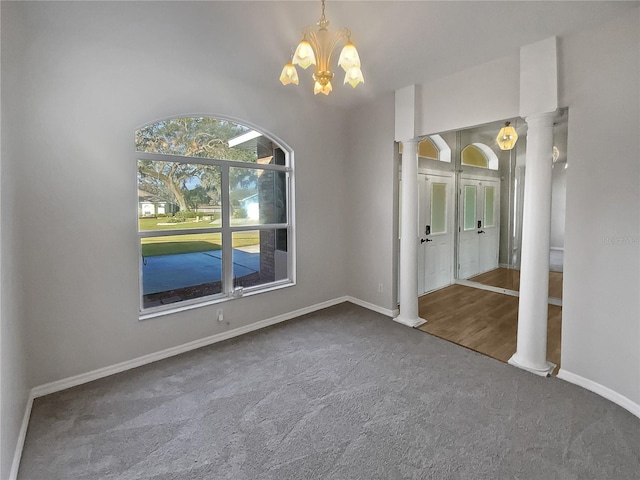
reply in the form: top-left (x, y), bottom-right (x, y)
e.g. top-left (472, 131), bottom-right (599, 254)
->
top-left (9, 393), bottom-right (34, 480)
top-left (557, 369), bottom-right (640, 419)
top-left (31, 296), bottom-right (355, 399)
top-left (498, 263), bottom-right (516, 269)
top-left (17, 296), bottom-right (379, 478)
top-left (31, 295), bottom-right (395, 400)
top-left (25, 297), bottom-right (634, 479)
top-left (345, 296), bottom-right (398, 318)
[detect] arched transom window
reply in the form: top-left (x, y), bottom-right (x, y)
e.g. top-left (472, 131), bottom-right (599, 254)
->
top-left (399, 135), bottom-right (452, 163)
top-left (461, 143), bottom-right (499, 170)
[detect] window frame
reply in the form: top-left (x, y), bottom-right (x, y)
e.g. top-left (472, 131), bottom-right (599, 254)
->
top-left (136, 119), bottom-right (296, 320)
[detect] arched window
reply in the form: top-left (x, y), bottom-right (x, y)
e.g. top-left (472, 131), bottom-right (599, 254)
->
top-left (417, 138), bottom-right (439, 159)
top-left (136, 117), bottom-right (294, 316)
top-left (399, 135), bottom-right (452, 162)
top-left (461, 143), bottom-right (499, 170)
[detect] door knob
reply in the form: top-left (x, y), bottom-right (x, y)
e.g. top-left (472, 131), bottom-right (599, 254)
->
top-left (477, 230), bottom-right (485, 234)
top-left (421, 238), bottom-right (433, 243)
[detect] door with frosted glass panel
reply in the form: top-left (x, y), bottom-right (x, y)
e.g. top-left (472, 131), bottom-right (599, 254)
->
top-left (478, 182), bottom-right (499, 273)
top-left (418, 173), bottom-right (454, 295)
top-left (458, 177), bottom-right (500, 279)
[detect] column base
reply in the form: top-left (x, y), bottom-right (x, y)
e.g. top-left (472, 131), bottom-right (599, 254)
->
top-left (393, 315), bottom-right (427, 328)
top-left (508, 353), bottom-right (556, 377)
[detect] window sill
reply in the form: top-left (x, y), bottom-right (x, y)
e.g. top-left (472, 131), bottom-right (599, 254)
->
top-left (138, 280), bottom-right (295, 321)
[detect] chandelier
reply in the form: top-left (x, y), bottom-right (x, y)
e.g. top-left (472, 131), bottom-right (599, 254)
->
top-left (279, 0), bottom-right (364, 95)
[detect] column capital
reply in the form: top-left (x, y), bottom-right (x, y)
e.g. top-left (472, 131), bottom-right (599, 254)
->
top-left (399, 137), bottom-right (419, 145)
top-left (525, 111), bottom-right (557, 127)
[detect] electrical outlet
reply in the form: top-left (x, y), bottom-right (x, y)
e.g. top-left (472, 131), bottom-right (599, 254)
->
top-left (378, 283), bottom-right (384, 293)
top-left (217, 309), bottom-right (224, 322)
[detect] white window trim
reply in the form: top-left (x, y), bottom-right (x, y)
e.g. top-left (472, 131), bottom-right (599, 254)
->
top-left (136, 121), bottom-right (296, 319)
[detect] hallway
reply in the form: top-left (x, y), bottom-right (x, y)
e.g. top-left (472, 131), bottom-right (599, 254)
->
top-left (418, 284), bottom-right (561, 374)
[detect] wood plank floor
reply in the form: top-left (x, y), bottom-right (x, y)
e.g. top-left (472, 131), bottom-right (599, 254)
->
top-left (418, 284), bottom-right (562, 374)
top-left (468, 267), bottom-right (563, 299)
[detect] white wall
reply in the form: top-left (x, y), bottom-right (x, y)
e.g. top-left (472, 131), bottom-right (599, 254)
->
top-left (345, 93), bottom-right (397, 310)
top-left (417, 54), bottom-right (520, 136)
top-left (1, 2), bottom-right (348, 390)
top-left (559, 8), bottom-right (640, 405)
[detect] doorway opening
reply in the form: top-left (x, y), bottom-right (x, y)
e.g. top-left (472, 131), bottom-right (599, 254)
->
top-left (399, 112), bottom-right (568, 371)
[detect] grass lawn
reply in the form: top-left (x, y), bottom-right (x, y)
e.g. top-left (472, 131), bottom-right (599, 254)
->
top-left (141, 231), bottom-right (260, 257)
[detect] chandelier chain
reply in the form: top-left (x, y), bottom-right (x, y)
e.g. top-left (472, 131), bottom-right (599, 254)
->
top-left (318, 0), bottom-right (329, 29)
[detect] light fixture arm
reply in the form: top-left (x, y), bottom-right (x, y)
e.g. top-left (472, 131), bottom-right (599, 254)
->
top-left (303, 26), bottom-right (350, 73)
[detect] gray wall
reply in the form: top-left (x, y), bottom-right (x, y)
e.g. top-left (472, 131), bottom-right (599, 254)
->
top-left (2, 3), bottom-right (639, 474)
top-left (559, 9), bottom-right (639, 403)
top-left (347, 9), bottom-right (640, 407)
top-left (1, 2), bottom-right (349, 391)
top-left (1, 7), bottom-right (30, 479)
top-left (436, 10), bottom-right (639, 404)
top-left (1, 41), bottom-right (30, 480)
top-left (345, 94), bottom-right (397, 310)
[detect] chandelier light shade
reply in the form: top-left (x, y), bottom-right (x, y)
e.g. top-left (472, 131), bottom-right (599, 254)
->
top-left (338, 42), bottom-right (361, 71)
top-left (496, 121), bottom-right (519, 150)
top-left (292, 40), bottom-right (316, 69)
top-left (279, 62), bottom-right (299, 86)
top-left (280, 0), bottom-right (364, 95)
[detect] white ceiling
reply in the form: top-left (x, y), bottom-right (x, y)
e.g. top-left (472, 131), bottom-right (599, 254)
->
top-left (151, 1), bottom-right (639, 109)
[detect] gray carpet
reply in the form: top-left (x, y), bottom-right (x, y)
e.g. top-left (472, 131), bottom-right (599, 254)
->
top-left (18, 302), bottom-right (640, 479)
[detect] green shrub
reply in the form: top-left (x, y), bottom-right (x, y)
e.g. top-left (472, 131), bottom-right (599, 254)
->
top-left (232, 207), bottom-right (247, 219)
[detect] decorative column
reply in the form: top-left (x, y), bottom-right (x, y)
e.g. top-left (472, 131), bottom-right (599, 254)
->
top-left (394, 138), bottom-right (426, 328)
top-left (508, 112), bottom-right (556, 376)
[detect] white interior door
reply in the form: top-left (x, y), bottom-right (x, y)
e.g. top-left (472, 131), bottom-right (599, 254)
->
top-left (418, 172), bottom-right (454, 295)
top-left (458, 177), bottom-right (500, 279)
